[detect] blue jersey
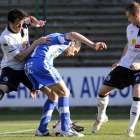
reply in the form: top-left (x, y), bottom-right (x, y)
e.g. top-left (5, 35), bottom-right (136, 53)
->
top-left (30, 33), bottom-right (72, 68)
top-left (24, 33), bottom-right (72, 90)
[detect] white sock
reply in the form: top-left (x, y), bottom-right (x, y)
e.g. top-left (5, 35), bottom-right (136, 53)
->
top-left (56, 103), bottom-right (72, 124)
top-left (97, 95), bottom-right (109, 120)
top-left (128, 101), bottom-right (140, 131)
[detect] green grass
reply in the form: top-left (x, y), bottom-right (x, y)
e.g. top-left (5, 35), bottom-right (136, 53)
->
top-left (0, 107), bottom-right (140, 140)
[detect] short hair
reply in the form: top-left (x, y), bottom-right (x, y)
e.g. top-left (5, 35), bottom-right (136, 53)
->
top-left (125, 2), bottom-right (140, 16)
top-left (73, 40), bottom-right (81, 48)
top-left (7, 9), bottom-right (28, 24)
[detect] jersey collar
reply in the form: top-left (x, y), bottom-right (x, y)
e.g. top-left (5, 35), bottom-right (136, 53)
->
top-left (7, 25), bottom-right (16, 33)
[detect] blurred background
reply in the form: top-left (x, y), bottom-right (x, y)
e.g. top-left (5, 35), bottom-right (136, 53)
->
top-left (0, 0), bottom-right (136, 67)
top-left (0, 0), bottom-right (138, 108)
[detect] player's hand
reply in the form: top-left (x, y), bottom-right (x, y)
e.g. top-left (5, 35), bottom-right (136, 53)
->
top-left (30, 16), bottom-right (46, 27)
top-left (92, 42), bottom-right (107, 50)
top-left (112, 62), bottom-right (119, 70)
top-left (130, 63), bottom-right (140, 70)
top-left (35, 20), bottom-right (46, 27)
top-left (36, 36), bottom-right (52, 45)
top-left (30, 90), bottom-right (40, 99)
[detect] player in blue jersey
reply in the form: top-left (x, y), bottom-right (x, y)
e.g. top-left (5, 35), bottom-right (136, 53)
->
top-left (24, 32), bottom-right (107, 137)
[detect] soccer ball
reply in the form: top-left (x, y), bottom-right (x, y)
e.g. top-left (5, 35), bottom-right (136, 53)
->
top-left (52, 120), bottom-right (61, 136)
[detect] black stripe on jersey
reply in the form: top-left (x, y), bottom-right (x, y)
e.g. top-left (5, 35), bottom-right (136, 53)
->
top-left (137, 25), bottom-right (140, 36)
top-left (3, 44), bottom-right (8, 46)
top-left (8, 48), bottom-right (17, 53)
top-left (138, 29), bottom-right (140, 36)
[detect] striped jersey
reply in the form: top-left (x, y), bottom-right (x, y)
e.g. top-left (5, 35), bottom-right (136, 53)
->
top-left (0, 24), bottom-right (30, 70)
top-left (119, 23), bottom-right (140, 69)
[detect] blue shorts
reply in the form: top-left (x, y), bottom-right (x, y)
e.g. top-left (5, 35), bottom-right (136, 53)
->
top-left (24, 57), bottom-right (62, 90)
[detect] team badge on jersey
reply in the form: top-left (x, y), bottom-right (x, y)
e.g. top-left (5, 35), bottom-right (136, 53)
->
top-left (22, 41), bottom-right (29, 48)
top-left (132, 39), bottom-right (136, 45)
top-left (130, 31), bottom-right (134, 34)
top-left (106, 75), bottom-right (111, 81)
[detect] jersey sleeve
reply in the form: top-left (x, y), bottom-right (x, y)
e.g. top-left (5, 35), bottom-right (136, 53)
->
top-left (1, 37), bottom-right (20, 58)
top-left (58, 33), bottom-right (72, 45)
top-left (126, 24), bottom-right (131, 41)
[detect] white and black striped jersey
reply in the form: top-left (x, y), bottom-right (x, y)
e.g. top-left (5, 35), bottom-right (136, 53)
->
top-left (0, 23), bottom-right (30, 70)
top-left (119, 23), bottom-right (140, 69)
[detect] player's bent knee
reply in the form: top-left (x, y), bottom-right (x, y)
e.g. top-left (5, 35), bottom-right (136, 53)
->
top-left (49, 94), bottom-right (58, 102)
top-left (99, 88), bottom-right (106, 96)
top-left (60, 89), bottom-right (70, 97)
top-left (0, 89), bottom-right (5, 100)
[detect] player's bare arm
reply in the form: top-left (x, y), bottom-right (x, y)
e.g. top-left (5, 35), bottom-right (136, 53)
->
top-left (14, 36), bottom-right (52, 61)
top-left (112, 43), bottom-right (128, 70)
top-left (30, 16), bottom-right (46, 27)
top-left (65, 32), bottom-right (107, 50)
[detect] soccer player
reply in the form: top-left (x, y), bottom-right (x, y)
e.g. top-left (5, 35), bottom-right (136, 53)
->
top-left (0, 9), bottom-right (51, 100)
top-left (24, 32), bottom-right (107, 137)
top-left (91, 2), bottom-right (140, 137)
top-left (0, 8), bottom-right (84, 134)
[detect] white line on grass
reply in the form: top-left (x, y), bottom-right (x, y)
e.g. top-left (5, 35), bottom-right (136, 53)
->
top-left (0, 129), bottom-right (36, 134)
top-left (0, 127), bottom-right (51, 135)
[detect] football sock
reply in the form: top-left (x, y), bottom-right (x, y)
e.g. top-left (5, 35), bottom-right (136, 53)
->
top-left (56, 103), bottom-right (72, 124)
top-left (58, 97), bottom-right (70, 131)
top-left (97, 94), bottom-right (109, 120)
top-left (128, 100), bottom-right (140, 131)
top-left (38, 99), bottom-right (57, 133)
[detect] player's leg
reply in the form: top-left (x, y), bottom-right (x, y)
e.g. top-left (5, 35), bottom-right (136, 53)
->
top-left (0, 85), bottom-right (8, 100)
top-left (127, 84), bottom-right (140, 137)
top-left (35, 86), bottom-right (58, 136)
top-left (55, 104), bottom-right (85, 132)
top-left (92, 84), bottom-right (115, 133)
top-left (48, 80), bottom-right (84, 137)
top-left (97, 85), bottom-right (115, 121)
top-left (0, 68), bottom-right (22, 100)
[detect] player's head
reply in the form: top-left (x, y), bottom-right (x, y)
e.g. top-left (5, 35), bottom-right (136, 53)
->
top-left (8, 9), bottom-right (28, 33)
top-left (125, 2), bottom-right (140, 25)
top-left (63, 40), bottom-right (81, 56)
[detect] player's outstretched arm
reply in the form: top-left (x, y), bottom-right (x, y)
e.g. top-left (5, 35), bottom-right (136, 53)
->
top-left (14, 36), bottom-right (51, 61)
top-left (65, 32), bottom-right (107, 50)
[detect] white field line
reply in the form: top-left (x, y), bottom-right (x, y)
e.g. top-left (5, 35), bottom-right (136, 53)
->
top-left (0, 127), bottom-right (51, 135)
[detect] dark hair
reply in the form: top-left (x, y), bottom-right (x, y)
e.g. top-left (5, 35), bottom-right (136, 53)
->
top-left (126, 2), bottom-right (140, 16)
top-left (7, 9), bottom-right (28, 24)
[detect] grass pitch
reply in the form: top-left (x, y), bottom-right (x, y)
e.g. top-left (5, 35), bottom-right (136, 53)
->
top-left (0, 107), bottom-right (140, 140)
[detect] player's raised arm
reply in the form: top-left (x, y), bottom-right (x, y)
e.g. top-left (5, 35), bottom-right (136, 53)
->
top-left (30, 16), bottom-right (46, 27)
top-left (65, 32), bottom-right (107, 50)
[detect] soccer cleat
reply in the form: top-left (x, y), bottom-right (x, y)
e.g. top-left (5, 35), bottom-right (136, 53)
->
top-left (70, 121), bottom-right (85, 132)
top-left (127, 129), bottom-right (135, 137)
top-left (35, 129), bottom-right (54, 137)
top-left (91, 115), bottom-right (108, 133)
top-left (60, 129), bottom-right (84, 137)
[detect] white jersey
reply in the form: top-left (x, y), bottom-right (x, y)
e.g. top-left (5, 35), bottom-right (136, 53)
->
top-left (119, 24), bottom-right (140, 69)
top-left (0, 25), bottom-right (30, 70)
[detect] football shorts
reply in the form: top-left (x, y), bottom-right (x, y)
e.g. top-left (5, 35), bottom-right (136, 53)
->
top-left (0, 67), bottom-right (34, 92)
top-left (103, 66), bottom-right (140, 90)
top-left (24, 57), bottom-right (62, 90)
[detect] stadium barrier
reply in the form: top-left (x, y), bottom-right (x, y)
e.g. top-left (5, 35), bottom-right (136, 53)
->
top-left (0, 68), bottom-right (133, 107)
